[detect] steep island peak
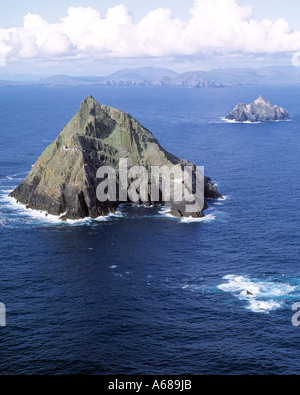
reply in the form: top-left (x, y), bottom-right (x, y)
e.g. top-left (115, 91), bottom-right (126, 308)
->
top-left (10, 96), bottom-right (222, 220)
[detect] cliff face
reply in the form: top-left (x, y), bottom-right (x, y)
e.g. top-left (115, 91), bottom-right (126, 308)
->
top-left (10, 96), bottom-right (222, 220)
top-left (226, 96), bottom-right (289, 122)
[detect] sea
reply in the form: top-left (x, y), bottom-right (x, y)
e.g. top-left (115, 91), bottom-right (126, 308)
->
top-left (0, 84), bottom-right (299, 375)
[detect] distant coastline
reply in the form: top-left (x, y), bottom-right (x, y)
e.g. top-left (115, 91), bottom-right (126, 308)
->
top-left (2, 65), bottom-right (300, 88)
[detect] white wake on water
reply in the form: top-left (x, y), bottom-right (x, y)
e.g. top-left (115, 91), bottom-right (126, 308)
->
top-left (1, 181), bottom-right (222, 225)
top-left (221, 117), bottom-right (262, 124)
top-left (158, 207), bottom-right (217, 223)
top-left (218, 274), bottom-right (298, 313)
top-left (220, 117), bottom-right (292, 124)
top-left (0, 190), bottom-right (110, 226)
top-left (180, 214), bottom-right (216, 223)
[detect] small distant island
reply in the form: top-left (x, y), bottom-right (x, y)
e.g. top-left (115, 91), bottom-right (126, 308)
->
top-left (225, 95), bottom-right (290, 122)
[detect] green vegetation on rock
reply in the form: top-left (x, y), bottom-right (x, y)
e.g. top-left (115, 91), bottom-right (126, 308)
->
top-left (10, 96), bottom-right (222, 220)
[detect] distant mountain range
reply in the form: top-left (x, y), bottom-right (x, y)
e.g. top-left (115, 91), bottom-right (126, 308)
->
top-left (1, 66), bottom-right (300, 88)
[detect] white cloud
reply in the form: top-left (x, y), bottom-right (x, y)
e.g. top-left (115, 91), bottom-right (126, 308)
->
top-left (40, 32), bottom-right (73, 57)
top-left (2, 0), bottom-right (300, 63)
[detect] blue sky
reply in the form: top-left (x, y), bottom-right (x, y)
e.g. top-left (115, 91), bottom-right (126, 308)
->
top-left (1, 0), bottom-right (300, 75)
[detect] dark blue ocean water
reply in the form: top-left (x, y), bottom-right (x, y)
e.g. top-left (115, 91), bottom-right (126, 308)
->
top-left (0, 85), bottom-right (299, 375)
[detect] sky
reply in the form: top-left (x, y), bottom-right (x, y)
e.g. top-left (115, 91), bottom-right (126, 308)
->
top-left (1, 0), bottom-right (300, 76)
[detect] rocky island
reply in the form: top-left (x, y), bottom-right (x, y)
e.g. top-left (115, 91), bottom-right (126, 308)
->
top-left (225, 95), bottom-right (289, 122)
top-left (10, 96), bottom-right (222, 220)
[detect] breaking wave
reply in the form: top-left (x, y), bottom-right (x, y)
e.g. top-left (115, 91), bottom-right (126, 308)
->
top-left (221, 117), bottom-right (291, 124)
top-left (0, 189), bottom-right (124, 226)
top-left (221, 117), bottom-right (262, 124)
top-left (218, 274), bottom-right (300, 313)
top-left (158, 207), bottom-right (217, 223)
